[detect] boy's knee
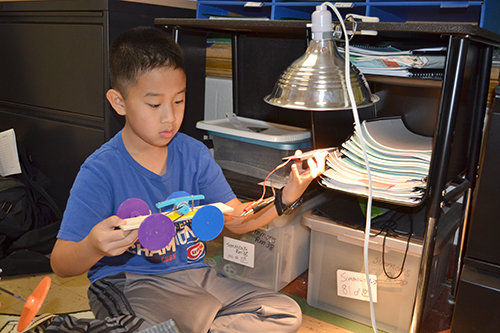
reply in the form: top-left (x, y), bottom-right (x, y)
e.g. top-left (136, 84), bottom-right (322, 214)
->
top-left (259, 295), bottom-right (303, 331)
top-left (280, 296), bottom-right (303, 331)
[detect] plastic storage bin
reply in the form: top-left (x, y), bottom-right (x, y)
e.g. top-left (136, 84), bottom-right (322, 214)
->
top-left (197, 115), bottom-right (311, 183)
top-left (205, 191), bottom-right (330, 291)
top-left (301, 203), bottom-right (460, 333)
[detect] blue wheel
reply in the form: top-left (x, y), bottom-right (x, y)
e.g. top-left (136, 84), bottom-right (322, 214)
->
top-left (191, 205), bottom-right (224, 241)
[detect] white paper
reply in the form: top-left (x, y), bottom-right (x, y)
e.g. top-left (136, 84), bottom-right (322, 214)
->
top-left (320, 117), bottom-right (431, 204)
top-left (223, 236), bottom-right (255, 268)
top-left (362, 118), bottom-right (433, 153)
top-left (0, 128), bottom-right (22, 177)
top-left (337, 269), bottom-right (377, 303)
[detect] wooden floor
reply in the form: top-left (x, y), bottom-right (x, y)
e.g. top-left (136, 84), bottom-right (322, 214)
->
top-left (299, 315), bottom-right (355, 333)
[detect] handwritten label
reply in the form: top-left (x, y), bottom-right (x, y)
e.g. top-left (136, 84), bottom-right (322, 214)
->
top-left (223, 236), bottom-right (255, 268)
top-left (251, 230), bottom-right (276, 252)
top-left (337, 269), bottom-right (377, 303)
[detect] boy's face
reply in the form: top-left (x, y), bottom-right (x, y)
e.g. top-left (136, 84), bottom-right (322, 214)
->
top-left (112, 66), bottom-right (186, 150)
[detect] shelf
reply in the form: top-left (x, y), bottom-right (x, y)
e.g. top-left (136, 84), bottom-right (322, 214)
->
top-left (365, 75), bottom-right (443, 88)
top-left (156, 18), bottom-right (500, 44)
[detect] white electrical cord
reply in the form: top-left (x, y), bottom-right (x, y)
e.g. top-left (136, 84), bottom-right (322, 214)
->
top-left (323, 3), bottom-right (378, 332)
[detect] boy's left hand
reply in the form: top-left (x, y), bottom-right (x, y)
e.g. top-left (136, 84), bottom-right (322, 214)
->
top-left (282, 150), bottom-right (327, 205)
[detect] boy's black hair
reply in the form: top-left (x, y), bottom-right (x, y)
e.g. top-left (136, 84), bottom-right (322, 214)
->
top-left (109, 26), bottom-right (185, 96)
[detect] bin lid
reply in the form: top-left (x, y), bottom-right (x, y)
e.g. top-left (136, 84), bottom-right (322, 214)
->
top-left (302, 202), bottom-right (460, 256)
top-left (196, 114), bottom-right (311, 143)
top-left (301, 210), bottom-right (424, 255)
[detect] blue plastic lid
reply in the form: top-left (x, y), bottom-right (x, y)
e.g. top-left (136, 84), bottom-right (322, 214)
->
top-left (208, 131), bottom-right (311, 150)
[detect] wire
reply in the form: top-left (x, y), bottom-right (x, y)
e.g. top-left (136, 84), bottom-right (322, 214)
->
top-left (324, 2), bottom-right (378, 332)
top-left (370, 211), bottom-right (413, 280)
top-left (241, 157), bottom-right (294, 216)
top-left (382, 222), bottom-right (412, 280)
top-left (0, 286), bottom-right (27, 303)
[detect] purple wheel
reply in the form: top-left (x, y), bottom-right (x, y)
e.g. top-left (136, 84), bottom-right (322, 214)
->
top-left (192, 205), bottom-right (224, 241)
top-left (138, 213), bottom-right (175, 251)
top-left (117, 198), bottom-right (150, 219)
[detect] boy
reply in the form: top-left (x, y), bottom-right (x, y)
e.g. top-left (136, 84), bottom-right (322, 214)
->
top-left (50, 26), bottom-right (325, 333)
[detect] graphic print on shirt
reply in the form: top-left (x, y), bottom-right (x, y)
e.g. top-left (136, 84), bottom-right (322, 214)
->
top-left (127, 219), bottom-right (205, 265)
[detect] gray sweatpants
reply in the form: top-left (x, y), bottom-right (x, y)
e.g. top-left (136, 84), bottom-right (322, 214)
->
top-left (87, 267), bottom-right (302, 333)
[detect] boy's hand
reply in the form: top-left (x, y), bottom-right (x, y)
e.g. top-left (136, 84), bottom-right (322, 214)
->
top-left (282, 150), bottom-right (327, 205)
top-left (87, 216), bottom-right (139, 257)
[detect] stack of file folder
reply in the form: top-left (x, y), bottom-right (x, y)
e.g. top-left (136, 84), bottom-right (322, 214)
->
top-left (321, 117), bottom-right (432, 205)
top-left (339, 45), bottom-right (446, 78)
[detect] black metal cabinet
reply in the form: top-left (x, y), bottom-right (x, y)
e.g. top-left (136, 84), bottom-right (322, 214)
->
top-left (0, 0), bottom-right (195, 210)
top-left (451, 85), bottom-right (500, 333)
top-left (464, 86), bottom-right (500, 266)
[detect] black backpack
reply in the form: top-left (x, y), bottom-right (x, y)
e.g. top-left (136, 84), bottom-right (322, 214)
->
top-left (0, 143), bottom-right (62, 276)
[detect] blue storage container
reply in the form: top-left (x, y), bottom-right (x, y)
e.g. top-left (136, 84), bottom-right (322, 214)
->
top-left (196, 0), bottom-right (500, 35)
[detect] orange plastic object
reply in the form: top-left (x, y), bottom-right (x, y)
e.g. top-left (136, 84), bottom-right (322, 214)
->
top-left (17, 276), bottom-right (51, 332)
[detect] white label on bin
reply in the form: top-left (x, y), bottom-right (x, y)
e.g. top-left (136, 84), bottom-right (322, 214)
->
top-left (223, 237), bottom-right (255, 268)
top-left (337, 269), bottom-right (377, 303)
top-left (244, 2), bottom-right (264, 7)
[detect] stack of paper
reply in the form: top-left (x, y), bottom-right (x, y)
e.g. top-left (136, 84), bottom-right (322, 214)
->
top-left (339, 45), bottom-right (446, 78)
top-left (321, 117), bottom-right (432, 204)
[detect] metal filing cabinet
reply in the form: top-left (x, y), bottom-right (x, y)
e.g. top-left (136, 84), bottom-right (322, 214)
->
top-left (0, 0), bottom-right (195, 210)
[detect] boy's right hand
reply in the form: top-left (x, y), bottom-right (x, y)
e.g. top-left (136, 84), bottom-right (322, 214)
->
top-left (51, 216), bottom-right (139, 278)
top-left (87, 215), bottom-right (139, 257)
top-left (50, 216), bottom-right (139, 277)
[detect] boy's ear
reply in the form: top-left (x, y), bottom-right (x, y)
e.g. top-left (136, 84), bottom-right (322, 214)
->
top-left (106, 89), bottom-right (126, 116)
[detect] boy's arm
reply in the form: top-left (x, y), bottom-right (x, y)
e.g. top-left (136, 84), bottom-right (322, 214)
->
top-left (50, 215), bottom-right (139, 277)
top-left (223, 197), bottom-right (280, 234)
top-left (224, 151), bottom-right (326, 234)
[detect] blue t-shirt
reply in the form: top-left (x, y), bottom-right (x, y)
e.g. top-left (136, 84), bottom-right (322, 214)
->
top-left (57, 131), bottom-right (236, 283)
